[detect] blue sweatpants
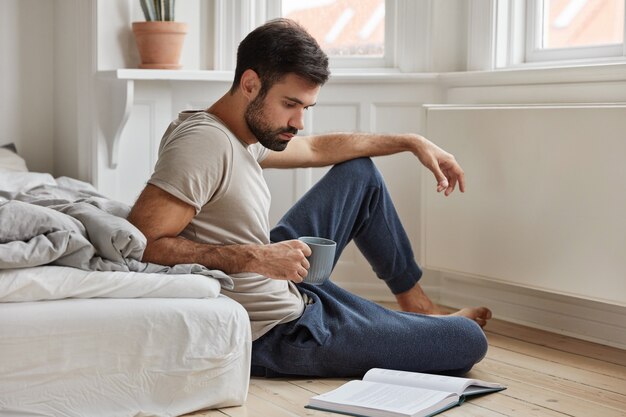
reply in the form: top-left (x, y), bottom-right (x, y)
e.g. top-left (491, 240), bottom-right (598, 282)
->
top-left (251, 158), bottom-right (487, 378)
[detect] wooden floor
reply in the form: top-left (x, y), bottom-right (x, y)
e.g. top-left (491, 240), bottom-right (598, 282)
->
top-left (188, 304), bottom-right (626, 417)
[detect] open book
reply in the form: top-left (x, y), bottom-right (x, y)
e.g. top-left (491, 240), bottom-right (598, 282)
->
top-left (306, 368), bottom-right (506, 417)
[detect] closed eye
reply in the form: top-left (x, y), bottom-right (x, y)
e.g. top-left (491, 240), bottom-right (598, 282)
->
top-left (283, 96), bottom-right (317, 110)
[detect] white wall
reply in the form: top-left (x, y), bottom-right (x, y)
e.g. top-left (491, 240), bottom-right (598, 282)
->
top-left (0, 0), bottom-right (55, 173)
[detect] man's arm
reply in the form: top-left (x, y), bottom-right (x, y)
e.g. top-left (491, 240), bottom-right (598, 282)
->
top-left (261, 133), bottom-right (465, 196)
top-left (127, 184), bottom-right (311, 281)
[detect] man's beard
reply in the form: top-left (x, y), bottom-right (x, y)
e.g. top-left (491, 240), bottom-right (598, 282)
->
top-left (244, 94), bottom-right (297, 151)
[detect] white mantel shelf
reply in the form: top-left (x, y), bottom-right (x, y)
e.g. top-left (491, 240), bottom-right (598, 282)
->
top-left (99, 69), bottom-right (440, 83)
top-left (99, 69), bottom-right (235, 82)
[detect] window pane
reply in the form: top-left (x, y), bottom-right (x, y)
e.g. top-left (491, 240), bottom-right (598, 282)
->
top-left (542, 0), bottom-right (625, 48)
top-left (281, 0), bottom-right (385, 57)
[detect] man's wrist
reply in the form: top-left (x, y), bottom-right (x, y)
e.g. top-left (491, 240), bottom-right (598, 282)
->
top-left (407, 133), bottom-right (427, 155)
top-left (202, 243), bottom-right (261, 274)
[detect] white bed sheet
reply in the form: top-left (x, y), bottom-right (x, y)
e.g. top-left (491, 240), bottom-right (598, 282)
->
top-left (0, 266), bottom-right (223, 302)
top-left (0, 296), bottom-right (251, 417)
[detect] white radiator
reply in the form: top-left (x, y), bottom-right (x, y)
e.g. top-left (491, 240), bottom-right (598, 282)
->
top-left (422, 104), bottom-right (626, 306)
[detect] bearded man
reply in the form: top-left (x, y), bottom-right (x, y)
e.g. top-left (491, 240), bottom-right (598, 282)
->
top-left (128, 18), bottom-right (491, 378)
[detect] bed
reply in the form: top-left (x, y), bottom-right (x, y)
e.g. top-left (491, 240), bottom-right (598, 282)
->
top-left (0, 146), bottom-right (251, 416)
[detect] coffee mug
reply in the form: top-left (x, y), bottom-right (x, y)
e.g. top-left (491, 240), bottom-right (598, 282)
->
top-left (298, 236), bottom-right (336, 285)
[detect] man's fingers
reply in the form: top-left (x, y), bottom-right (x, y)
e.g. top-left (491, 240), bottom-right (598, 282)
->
top-left (444, 170), bottom-right (457, 196)
top-left (434, 171), bottom-right (448, 192)
top-left (445, 178), bottom-right (456, 196)
top-left (301, 243), bottom-right (312, 257)
top-left (457, 170), bottom-right (466, 193)
top-left (438, 166), bottom-right (465, 196)
top-left (428, 156), bottom-right (449, 193)
top-left (290, 239), bottom-right (312, 256)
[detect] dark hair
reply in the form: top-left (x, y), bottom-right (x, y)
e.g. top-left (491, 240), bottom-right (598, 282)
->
top-left (230, 18), bottom-right (330, 95)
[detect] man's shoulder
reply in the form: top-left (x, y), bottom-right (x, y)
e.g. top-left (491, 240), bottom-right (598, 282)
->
top-left (163, 111), bottom-right (235, 152)
top-left (175, 111), bottom-right (232, 139)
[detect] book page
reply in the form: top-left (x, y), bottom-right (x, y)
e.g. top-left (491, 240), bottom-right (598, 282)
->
top-left (363, 368), bottom-right (504, 395)
top-left (309, 380), bottom-right (458, 417)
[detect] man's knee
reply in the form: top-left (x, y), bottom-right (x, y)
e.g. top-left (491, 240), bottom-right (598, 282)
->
top-left (455, 319), bottom-right (488, 373)
top-left (330, 157), bottom-right (383, 187)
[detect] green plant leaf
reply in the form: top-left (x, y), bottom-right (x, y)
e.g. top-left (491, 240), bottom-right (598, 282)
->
top-left (140, 0), bottom-right (156, 21)
top-left (164, 0), bottom-right (175, 21)
top-left (153, 0), bottom-right (161, 21)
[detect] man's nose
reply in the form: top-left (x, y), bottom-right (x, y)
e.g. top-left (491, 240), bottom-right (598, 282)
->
top-left (289, 109), bottom-right (305, 131)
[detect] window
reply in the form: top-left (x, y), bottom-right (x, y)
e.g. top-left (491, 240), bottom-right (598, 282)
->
top-left (490, 0), bottom-right (626, 68)
top-left (526, 0), bottom-right (626, 62)
top-left (268, 0), bottom-right (394, 69)
top-left (540, 0), bottom-right (624, 48)
top-left (214, 0), bottom-right (425, 72)
top-left (280, 0), bottom-right (385, 57)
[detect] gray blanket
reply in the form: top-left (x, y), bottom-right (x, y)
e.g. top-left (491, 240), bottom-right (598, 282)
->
top-left (0, 175), bottom-right (234, 289)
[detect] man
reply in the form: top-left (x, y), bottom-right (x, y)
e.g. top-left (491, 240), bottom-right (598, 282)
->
top-left (128, 18), bottom-right (491, 377)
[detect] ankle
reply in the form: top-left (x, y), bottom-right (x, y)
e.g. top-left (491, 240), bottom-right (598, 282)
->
top-left (395, 284), bottom-right (441, 314)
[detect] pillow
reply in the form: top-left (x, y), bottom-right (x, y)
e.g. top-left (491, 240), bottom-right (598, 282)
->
top-left (1, 143), bottom-right (18, 153)
top-left (0, 171), bottom-right (56, 193)
top-left (0, 145), bottom-right (29, 172)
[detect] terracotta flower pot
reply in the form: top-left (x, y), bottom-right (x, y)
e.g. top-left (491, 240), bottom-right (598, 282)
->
top-left (132, 21), bottom-right (188, 69)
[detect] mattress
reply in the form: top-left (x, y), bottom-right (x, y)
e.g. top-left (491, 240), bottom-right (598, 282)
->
top-left (0, 295), bottom-right (251, 417)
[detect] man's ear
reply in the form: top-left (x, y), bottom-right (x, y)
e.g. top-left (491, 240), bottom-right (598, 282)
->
top-left (240, 69), bottom-right (261, 101)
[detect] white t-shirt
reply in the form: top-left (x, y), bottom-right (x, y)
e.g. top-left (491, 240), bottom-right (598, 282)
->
top-left (149, 111), bottom-right (304, 340)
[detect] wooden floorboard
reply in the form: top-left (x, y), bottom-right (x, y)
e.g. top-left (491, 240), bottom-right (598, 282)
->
top-left (486, 319), bottom-right (626, 367)
top-left (187, 308), bottom-right (626, 417)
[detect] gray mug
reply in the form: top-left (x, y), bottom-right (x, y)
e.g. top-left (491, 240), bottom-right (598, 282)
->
top-left (298, 236), bottom-right (336, 285)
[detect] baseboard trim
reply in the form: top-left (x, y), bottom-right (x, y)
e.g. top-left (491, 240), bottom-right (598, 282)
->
top-left (335, 273), bottom-right (626, 350)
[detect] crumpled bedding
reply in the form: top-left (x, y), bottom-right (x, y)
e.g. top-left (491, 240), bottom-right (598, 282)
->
top-left (0, 172), bottom-right (234, 295)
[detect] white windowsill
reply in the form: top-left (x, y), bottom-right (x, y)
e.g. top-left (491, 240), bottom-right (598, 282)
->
top-left (439, 61), bottom-right (626, 87)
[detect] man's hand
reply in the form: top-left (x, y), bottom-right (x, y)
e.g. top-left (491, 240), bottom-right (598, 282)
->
top-left (247, 240), bottom-right (312, 282)
top-left (413, 136), bottom-right (466, 196)
top-left (245, 240), bottom-right (311, 282)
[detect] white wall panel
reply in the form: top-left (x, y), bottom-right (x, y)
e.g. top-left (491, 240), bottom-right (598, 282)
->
top-left (446, 81), bottom-right (626, 105)
top-left (423, 105), bottom-right (626, 306)
top-left (312, 104), bottom-right (361, 133)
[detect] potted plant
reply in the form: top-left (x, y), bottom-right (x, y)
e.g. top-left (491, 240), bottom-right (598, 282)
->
top-left (132, 0), bottom-right (187, 69)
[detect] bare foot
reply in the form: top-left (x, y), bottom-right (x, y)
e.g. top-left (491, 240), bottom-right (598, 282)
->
top-left (395, 284), bottom-right (492, 327)
top-left (450, 307), bottom-right (492, 328)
